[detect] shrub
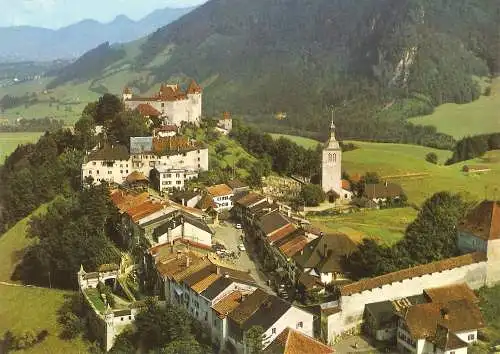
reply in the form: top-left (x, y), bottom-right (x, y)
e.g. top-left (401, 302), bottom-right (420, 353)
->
top-left (425, 152), bottom-right (438, 164)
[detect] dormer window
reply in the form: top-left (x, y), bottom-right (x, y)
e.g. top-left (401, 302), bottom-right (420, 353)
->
top-left (272, 328), bottom-right (276, 334)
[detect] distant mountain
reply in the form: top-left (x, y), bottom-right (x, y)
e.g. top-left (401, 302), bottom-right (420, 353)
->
top-left (0, 7), bottom-right (195, 62)
top-left (44, 0), bottom-right (500, 140)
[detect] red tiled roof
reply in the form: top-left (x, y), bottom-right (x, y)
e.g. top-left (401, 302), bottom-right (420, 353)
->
top-left (235, 192), bottom-right (266, 207)
top-left (424, 283), bottom-right (479, 304)
top-left (186, 79), bottom-right (202, 94)
top-left (125, 200), bottom-right (165, 222)
top-left (207, 184), bottom-right (233, 197)
top-left (268, 224), bottom-right (297, 243)
top-left (340, 252), bottom-right (487, 296)
top-left (110, 190), bottom-right (149, 213)
top-left (192, 273), bottom-right (221, 293)
top-left (157, 125), bottom-right (178, 132)
top-left (137, 103), bottom-right (161, 117)
top-left (212, 290), bottom-right (244, 319)
top-left (459, 201), bottom-right (500, 241)
top-left (279, 235), bottom-right (310, 258)
top-left (265, 328), bottom-right (334, 354)
top-left (341, 179), bottom-right (351, 191)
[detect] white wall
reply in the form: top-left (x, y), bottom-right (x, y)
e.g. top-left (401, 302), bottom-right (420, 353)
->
top-left (455, 329), bottom-right (477, 344)
top-left (262, 306), bottom-right (314, 348)
top-left (184, 222), bottom-right (212, 246)
top-left (82, 159), bottom-right (130, 185)
top-left (213, 194), bottom-right (234, 211)
top-left (322, 148), bottom-right (342, 195)
top-left (328, 261), bottom-right (487, 343)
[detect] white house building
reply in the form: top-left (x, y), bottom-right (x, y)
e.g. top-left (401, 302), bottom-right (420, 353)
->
top-left (206, 184), bottom-right (234, 212)
top-left (81, 144), bottom-right (130, 185)
top-left (123, 80), bottom-right (202, 127)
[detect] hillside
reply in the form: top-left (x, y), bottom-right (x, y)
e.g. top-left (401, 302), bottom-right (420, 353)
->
top-left (0, 6), bottom-right (194, 62)
top-left (409, 77), bottom-right (500, 139)
top-left (342, 141), bottom-right (500, 204)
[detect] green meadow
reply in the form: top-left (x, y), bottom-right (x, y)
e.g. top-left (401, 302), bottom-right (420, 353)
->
top-left (409, 77), bottom-right (500, 139)
top-left (270, 133), bottom-right (321, 149)
top-left (0, 204), bottom-right (89, 353)
top-left (0, 132), bottom-right (43, 164)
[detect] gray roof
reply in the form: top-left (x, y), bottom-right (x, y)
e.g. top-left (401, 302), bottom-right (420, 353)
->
top-left (365, 294), bottom-right (427, 328)
top-left (183, 213), bottom-right (213, 235)
top-left (258, 211), bottom-right (291, 235)
top-left (241, 295), bottom-right (292, 331)
top-left (201, 277), bottom-right (233, 300)
top-left (130, 137), bottom-right (153, 154)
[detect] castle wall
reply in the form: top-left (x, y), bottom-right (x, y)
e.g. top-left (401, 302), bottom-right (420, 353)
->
top-left (327, 261), bottom-right (487, 344)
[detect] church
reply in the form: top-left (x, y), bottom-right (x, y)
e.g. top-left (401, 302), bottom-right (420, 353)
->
top-left (122, 79), bottom-right (202, 127)
top-left (321, 120), bottom-right (353, 202)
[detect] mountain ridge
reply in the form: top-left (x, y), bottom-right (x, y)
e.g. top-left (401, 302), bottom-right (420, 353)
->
top-left (0, 6), bottom-right (196, 62)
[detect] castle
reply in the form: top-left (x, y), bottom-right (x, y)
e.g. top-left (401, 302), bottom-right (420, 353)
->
top-left (122, 80), bottom-right (202, 127)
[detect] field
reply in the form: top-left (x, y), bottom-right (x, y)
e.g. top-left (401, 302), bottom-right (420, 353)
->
top-left (310, 207), bottom-right (418, 245)
top-left (0, 132), bottom-right (43, 164)
top-left (343, 141), bottom-right (500, 205)
top-left (270, 133), bottom-right (321, 149)
top-left (0, 205), bottom-right (89, 353)
top-left (409, 77), bottom-right (500, 139)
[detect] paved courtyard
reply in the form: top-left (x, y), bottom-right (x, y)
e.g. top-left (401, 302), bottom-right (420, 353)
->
top-left (212, 223), bottom-right (273, 292)
top-left (333, 335), bottom-right (397, 353)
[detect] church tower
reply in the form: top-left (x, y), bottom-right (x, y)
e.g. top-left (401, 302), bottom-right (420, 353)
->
top-left (322, 119), bottom-right (342, 197)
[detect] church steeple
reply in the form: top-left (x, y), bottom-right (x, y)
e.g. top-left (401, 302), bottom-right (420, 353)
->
top-left (330, 117), bottom-right (336, 140)
top-left (326, 117), bottom-right (340, 150)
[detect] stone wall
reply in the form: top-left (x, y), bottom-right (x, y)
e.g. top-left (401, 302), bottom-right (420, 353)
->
top-left (327, 260), bottom-right (488, 344)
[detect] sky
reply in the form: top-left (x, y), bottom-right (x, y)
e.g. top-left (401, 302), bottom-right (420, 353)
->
top-left (0, 0), bottom-right (207, 29)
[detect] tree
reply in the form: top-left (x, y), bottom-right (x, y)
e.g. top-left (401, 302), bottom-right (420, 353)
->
top-left (245, 326), bottom-right (265, 354)
top-left (162, 337), bottom-right (205, 354)
top-left (75, 115), bottom-right (97, 151)
top-left (108, 110), bottom-right (149, 148)
top-left (300, 184), bottom-right (326, 207)
top-left (95, 94), bottom-right (123, 124)
top-left (247, 162), bottom-right (264, 188)
top-left (425, 152), bottom-right (438, 164)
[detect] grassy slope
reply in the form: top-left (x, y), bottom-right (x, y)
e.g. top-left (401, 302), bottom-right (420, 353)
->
top-left (0, 205), bottom-right (89, 353)
top-left (409, 77), bottom-right (500, 139)
top-left (210, 135), bottom-right (256, 177)
top-left (270, 133), bottom-right (321, 149)
top-left (310, 207), bottom-right (418, 246)
top-left (342, 141), bottom-right (500, 205)
top-left (0, 132), bottom-right (43, 164)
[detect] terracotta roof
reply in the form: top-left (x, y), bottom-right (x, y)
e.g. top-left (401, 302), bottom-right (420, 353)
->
top-left (279, 235), bottom-right (310, 258)
top-left (155, 252), bottom-right (203, 279)
top-left (341, 179), bottom-right (352, 191)
top-left (264, 328), bottom-right (333, 354)
top-left (87, 144), bottom-right (129, 161)
top-left (235, 192), bottom-right (266, 207)
top-left (156, 125), bottom-right (178, 132)
top-left (125, 171), bottom-right (148, 184)
top-left (351, 173), bottom-right (362, 183)
top-left (364, 183), bottom-right (403, 199)
top-left (401, 299), bottom-right (485, 340)
top-left (212, 290), bottom-right (244, 319)
top-left (424, 283), bottom-right (479, 304)
top-left (207, 184), bottom-right (233, 197)
top-left (228, 288), bottom-right (270, 325)
top-left (172, 258), bottom-right (212, 283)
top-left (152, 136), bottom-right (203, 155)
top-left (126, 200), bottom-right (165, 222)
top-left (222, 111), bottom-right (231, 120)
top-left (191, 273), bottom-right (221, 293)
top-left (297, 272), bottom-right (323, 290)
top-left (110, 190), bottom-right (149, 212)
top-left (340, 252), bottom-right (487, 296)
top-left (268, 224), bottom-right (297, 243)
top-left (459, 201), bottom-right (500, 241)
top-left (186, 79), bottom-right (202, 94)
top-left (136, 103), bottom-right (161, 117)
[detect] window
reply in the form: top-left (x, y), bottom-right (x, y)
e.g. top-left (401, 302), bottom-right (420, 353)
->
top-left (120, 164), bottom-right (123, 168)
top-left (450, 352), bottom-right (455, 354)
top-left (126, 170), bottom-right (128, 173)
top-left (128, 316), bottom-right (131, 320)
top-left (120, 170), bottom-right (123, 174)
top-left (108, 171), bottom-right (112, 174)
top-left (198, 157), bottom-right (201, 161)
top-left (167, 174), bottom-right (172, 178)
top-left (272, 328), bottom-right (276, 334)
top-left (205, 312), bottom-right (208, 321)
top-left (167, 181), bottom-right (172, 185)
top-left (92, 162), bottom-right (96, 166)
top-left (176, 181), bottom-right (182, 185)
top-left (96, 170), bottom-right (99, 175)
top-left (176, 173), bottom-right (180, 178)
top-left (468, 334), bottom-right (475, 341)
top-left (88, 170), bottom-right (92, 175)
top-left (296, 322), bottom-right (303, 329)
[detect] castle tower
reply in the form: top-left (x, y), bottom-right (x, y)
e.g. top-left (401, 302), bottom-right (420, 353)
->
top-left (322, 119), bottom-right (342, 197)
top-left (122, 87), bottom-right (132, 101)
top-left (186, 79), bottom-right (203, 125)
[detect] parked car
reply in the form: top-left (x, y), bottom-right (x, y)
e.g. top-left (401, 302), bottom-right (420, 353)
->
top-left (235, 223), bottom-right (242, 229)
top-left (238, 243), bottom-right (246, 251)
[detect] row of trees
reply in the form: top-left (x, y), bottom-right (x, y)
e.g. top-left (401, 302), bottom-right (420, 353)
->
top-left (446, 133), bottom-right (500, 165)
top-left (346, 192), bottom-right (470, 279)
top-left (0, 118), bottom-right (64, 132)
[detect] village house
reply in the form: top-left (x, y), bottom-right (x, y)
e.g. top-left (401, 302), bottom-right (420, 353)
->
top-left (148, 244), bottom-right (317, 352)
top-left (154, 124), bottom-right (178, 138)
top-left (122, 80), bottom-right (202, 127)
top-left (226, 288), bottom-right (315, 353)
top-left (81, 144), bottom-right (131, 185)
top-left (206, 184), bottom-right (234, 212)
top-left (227, 179), bottom-right (250, 198)
top-left (363, 182), bottom-right (404, 206)
top-left (293, 232), bottom-right (357, 285)
top-left (232, 192), bottom-right (276, 227)
top-left (216, 111), bottom-right (233, 135)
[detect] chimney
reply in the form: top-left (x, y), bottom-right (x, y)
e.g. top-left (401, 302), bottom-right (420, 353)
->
top-left (186, 256), bottom-right (190, 268)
